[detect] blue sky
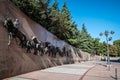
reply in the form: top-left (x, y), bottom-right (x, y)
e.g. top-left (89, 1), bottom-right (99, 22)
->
top-left (50, 0), bottom-right (120, 44)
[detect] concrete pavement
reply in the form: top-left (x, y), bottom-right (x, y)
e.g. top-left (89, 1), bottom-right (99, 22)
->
top-left (82, 62), bottom-right (120, 80)
top-left (4, 61), bottom-right (120, 80)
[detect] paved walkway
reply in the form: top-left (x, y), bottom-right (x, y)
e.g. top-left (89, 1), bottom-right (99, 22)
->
top-left (4, 61), bottom-right (120, 80)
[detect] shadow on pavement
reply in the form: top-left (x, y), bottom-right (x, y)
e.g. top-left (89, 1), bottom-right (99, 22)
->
top-left (110, 59), bottom-right (120, 63)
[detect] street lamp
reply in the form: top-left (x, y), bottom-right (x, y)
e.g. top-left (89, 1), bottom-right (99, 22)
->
top-left (99, 30), bottom-right (115, 71)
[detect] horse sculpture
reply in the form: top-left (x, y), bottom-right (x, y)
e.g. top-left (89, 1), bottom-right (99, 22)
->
top-left (3, 18), bottom-right (71, 58)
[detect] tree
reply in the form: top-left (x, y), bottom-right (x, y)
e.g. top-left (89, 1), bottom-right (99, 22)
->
top-left (77, 24), bottom-right (94, 54)
top-left (92, 38), bottom-right (100, 55)
top-left (109, 45), bottom-right (118, 57)
top-left (113, 40), bottom-right (120, 46)
top-left (98, 42), bottom-right (107, 56)
top-left (10, 0), bottom-right (50, 26)
top-left (47, 0), bottom-right (60, 31)
top-left (59, 2), bottom-right (73, 40)
top-left (113, 40), bottom-right (120, 56)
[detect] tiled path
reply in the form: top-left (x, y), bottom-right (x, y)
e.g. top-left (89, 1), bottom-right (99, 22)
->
top-left (4, 61), bottom-right (120, 80)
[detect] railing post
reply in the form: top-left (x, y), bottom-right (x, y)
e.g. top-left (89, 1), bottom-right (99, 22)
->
top-left (115, 68), bottom-right (118, 80)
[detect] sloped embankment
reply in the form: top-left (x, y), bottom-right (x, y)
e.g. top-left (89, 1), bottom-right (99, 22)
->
top-left (0, 0), bottom-right (100, 79)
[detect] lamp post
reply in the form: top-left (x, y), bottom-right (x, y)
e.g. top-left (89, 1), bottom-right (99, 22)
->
top-left (99, 30), bottom-right (114, 71)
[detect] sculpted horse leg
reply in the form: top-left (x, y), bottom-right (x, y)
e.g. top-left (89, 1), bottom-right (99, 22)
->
top-left (26, 40), bottom-right (31, 53)
top-left (8, 32), bottom-right (12, 46)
